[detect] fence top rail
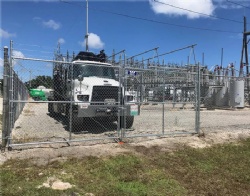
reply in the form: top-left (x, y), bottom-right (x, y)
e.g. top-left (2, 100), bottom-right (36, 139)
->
top-left (12, 56), bottom-right (72, 64)
top-left (123, 66), bottom-right (191, 73)
top-left (149, 65), bottom-right (188, 71)
top-left (11, 56), bottom-right (122, 68)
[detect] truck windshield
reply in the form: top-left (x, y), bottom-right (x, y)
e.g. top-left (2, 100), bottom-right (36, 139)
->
top-left (73, 64), bottom-right (116, 80)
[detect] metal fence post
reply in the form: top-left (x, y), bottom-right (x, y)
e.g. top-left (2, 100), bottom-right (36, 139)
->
top-left (8, 40), bottom-right (14, 148)
top-left (195, 63), bottom-right (201, 134)
top-left (162, 68), bottom-right (165, 135)
top-left (2, 46), bottom-right (10, 149)
top-left (120, 57), bottom-right (126, 139)
top-left (117, 57), bottom-right (122, 138)
top-left (119, 52), bottom-right (126, 140)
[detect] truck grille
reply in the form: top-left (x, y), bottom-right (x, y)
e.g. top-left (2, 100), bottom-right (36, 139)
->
top-left (91, 86), bottom-right (119, 105)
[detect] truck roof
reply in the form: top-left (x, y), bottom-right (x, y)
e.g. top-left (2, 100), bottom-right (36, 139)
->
top-left (73, 51), bottom-right (106, 62)
top-left (72, 60), bottom-right (112, 66)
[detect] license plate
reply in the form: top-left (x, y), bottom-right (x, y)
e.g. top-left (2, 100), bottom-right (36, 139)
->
top-left (104, 99), bottom-right (115, 105)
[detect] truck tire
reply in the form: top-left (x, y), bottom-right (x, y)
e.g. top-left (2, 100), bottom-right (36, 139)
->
top-left (67, 112), bottom-right (79, 132)
top-left (120, 116), bottom-right (134, 129)
top-left (48, 103), bottom-right (55, 116)
top-left (126, 116), bottom-right (134, 129)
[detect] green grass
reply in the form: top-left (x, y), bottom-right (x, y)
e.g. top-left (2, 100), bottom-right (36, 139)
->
top-left (1, 139), bottom-right (250, 195)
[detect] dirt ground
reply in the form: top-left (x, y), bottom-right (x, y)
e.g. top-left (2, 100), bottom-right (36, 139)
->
top-left (1, 129), bottom-right (250, 166)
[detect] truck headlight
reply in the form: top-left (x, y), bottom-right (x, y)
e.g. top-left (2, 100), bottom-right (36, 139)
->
top-left (77, 95), bottom-right (89, 102)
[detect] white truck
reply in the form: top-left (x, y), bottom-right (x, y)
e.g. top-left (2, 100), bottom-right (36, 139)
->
top-left (48, 51), bottom-right (138, 131)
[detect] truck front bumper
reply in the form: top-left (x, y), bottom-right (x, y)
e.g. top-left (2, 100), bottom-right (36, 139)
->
top-left (75, 104), bottom-right (132, 118)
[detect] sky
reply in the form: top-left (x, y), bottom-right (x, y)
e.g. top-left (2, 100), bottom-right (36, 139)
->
top-left (0, 0), bottom-right (250, 80)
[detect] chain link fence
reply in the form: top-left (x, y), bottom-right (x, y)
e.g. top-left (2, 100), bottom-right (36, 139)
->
top-left (1, 42), bottom-right (250, 150)
top-left (200, 75), bottom-right (250, 134)
top-left (122, 65), bottom-right (199, 140)
top-left (1, 47), bottom-right (200, 149)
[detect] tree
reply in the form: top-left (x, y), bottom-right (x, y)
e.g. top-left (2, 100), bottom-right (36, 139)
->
top-left (25, 75), bottom-right (53, 89)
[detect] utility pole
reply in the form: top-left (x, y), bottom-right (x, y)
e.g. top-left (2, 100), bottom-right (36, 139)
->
top-left (240, 16), bottom-right (250, 105)
top-left (85, 0), bottom-right (89, 52)
top-left (240, 16), bottom-right (250, 76)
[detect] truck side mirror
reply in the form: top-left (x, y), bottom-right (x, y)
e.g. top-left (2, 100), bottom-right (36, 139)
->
top-left (78, 75), bottom-right (83, 81)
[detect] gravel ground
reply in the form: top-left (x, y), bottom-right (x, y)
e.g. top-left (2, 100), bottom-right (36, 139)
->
top-left (7, 101), bottom-right (250, 147)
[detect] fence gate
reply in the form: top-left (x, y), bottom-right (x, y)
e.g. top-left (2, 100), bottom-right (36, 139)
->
top-left (122, 65), bottom-right (200, 140)
top-left (6, 60), bottom-right (123, 148)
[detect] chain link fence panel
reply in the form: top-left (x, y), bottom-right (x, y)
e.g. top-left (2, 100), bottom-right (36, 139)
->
top-left (2, 44), bottom-right (249, 149)
top-left (5, 55), bottom-right (201, 148)
top-left (200, 75), bottom-right (250, 134)
top-left (9, 57), bottom-right (124, 147)
top-left (122, 66), bottom-right (198, 139)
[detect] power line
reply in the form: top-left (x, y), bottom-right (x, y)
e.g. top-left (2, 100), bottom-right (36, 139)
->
top-left (60, 0), bottom-right (241, 34)
top-left (92, 9), bottom-right (239, 33)
top-left (142, 44), bottom-right (197, 62)
top-left (154, 0), bottom-right (244, 24)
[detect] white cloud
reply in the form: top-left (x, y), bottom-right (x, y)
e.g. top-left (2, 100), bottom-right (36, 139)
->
top-left (46, 63), bottom-right (53, 68)
top-left (13, 50), bottom-right (25, 58)
top-left (11, 51), bottom-right (25, 66)
top-left (213, 0), bottom-right (248, 9)
top-left (58, 38), bottom-right (65, 44)
top-left (0, 28), bottom-right (16, 39)
top-left (33, 16), bottom-right (41, 21)
top-left (80, 33), bottom-right (104, 50)
top-left (33, 17), bottom-right (61, 30)
top-left (229, 33), bottom-right (243, 39)
top-left (149, 0), bottom-right (215, 19)
top-left (0, 58), bottom-right (3, 67)
top-left (43, 19), bottom-right (61, 30)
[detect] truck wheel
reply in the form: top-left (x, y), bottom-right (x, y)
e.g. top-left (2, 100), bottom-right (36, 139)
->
top-left (126, 116), bottom-right (134, 129)
top-left (120, 116), bottom-right (134, 129)
top-left (67, 111), bottom-right (81, 132)
top-left (48, 103), bottom-right (55, 116)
